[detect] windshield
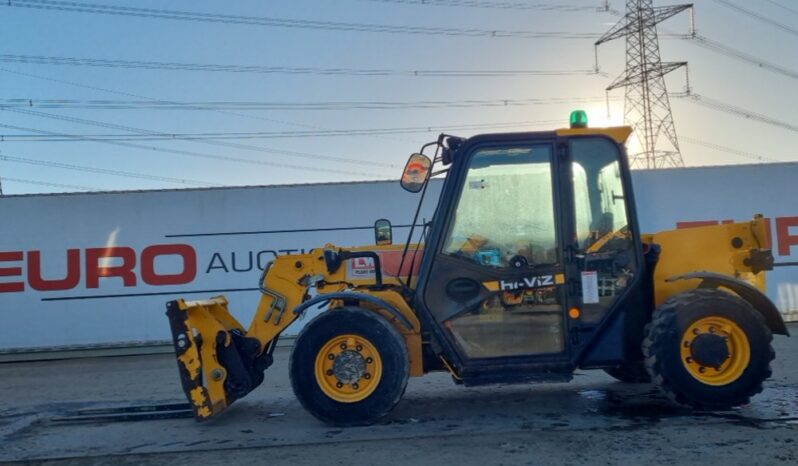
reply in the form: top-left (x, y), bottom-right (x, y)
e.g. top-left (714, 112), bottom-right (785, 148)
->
top-left (442, 144), bottom-right (557, 268)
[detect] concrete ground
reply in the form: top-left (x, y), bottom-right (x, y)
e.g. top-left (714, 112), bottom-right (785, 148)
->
top-left (1, 325), bottom-right (797, 465)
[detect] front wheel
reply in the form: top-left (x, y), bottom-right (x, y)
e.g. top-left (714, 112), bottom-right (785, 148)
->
top-left (643, 289), bottom-right (774, 409)
top-left (290, 307), bottom-right (409, 426)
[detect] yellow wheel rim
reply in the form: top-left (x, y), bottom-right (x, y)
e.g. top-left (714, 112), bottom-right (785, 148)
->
top-left (314, 334), bottom-right (383, 403)
top-left (680, 316), bottom-right (750, 386)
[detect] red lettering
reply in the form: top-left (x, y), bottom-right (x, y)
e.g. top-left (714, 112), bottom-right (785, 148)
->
top-left (28, 249), bottom-right (81, 291)
top-left (85, 247), bottom-right (137, 288)
top-left (776, 216), bottom-right (798, 257)
top-left (676, 220), bottom-right (718, 229)
top-left (0, 251), bottom-right (24, 293)
top-left (140, 244), bottom-right (196, 285)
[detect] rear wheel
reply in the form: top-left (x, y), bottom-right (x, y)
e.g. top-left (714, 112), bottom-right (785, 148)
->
top-left (290, 307), bottom-right (409, 426)
top-left (643, 289), bottom-right (774, 409)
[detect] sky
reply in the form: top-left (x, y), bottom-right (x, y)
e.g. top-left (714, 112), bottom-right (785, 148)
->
top-left (0, 0), bottom-right (797, 194)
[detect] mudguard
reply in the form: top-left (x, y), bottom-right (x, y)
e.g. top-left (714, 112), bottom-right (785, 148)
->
top-left (666, 271), bottom-right (789, 336)
top-left (294, 292), bottom-right (415, 331)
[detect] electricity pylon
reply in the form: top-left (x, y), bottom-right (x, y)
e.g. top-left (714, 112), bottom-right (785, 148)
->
top-left (596, 0), bottom-right (693, 169)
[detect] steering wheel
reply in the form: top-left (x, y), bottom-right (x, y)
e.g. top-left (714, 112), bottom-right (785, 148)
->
top-left (509, 255), bottom-right (528, 269)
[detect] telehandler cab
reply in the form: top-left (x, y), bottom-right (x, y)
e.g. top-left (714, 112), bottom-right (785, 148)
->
top-left (166, 111), bottom-right (788, 425)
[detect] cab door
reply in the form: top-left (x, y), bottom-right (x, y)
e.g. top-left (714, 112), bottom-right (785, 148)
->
top-left (418, 139), bottom-right (571, 367)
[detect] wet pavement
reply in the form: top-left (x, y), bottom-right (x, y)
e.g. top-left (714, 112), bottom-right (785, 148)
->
top-left (1, 324), bottom-right (797, 465)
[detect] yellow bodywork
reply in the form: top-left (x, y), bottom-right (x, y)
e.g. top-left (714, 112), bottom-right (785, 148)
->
top-left (167, 243), bottom-right (423, 419)
top-left (643, 215), bottom-right (771, 306)
top-left (556, 126), bottom-right (634, 144)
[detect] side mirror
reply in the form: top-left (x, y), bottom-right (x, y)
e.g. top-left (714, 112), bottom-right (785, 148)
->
top-left (400, 153), bottom-right (432, 193)
top-left (374, 219), bottom-right (393, 245)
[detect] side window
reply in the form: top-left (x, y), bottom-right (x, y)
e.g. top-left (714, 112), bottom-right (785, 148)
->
top-left (570, 137), bottom-right (637, 323)
top-left (571, 138), bottom-right (630, 251)
top-left (443, 145), bottom-right (557, 268)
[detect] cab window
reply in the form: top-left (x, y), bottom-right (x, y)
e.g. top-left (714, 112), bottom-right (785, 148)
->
top-left (442, 144), bottom-right (558, 268)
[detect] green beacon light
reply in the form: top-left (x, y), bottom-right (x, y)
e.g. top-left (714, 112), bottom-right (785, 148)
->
top-left (569, 110), bottom-right (588, 129)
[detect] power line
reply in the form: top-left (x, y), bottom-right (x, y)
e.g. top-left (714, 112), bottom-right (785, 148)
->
top-left (686, 34), bottom-right (798, 81)
top-left (0, 68), bottom-right (419, 144)
top-left (0, 118), bottom-right (566, 142)
top-left (606, 6), bottom-right (798, 82)
top-left (3, 107), bottom-right (402, 168)
top-left (711, 0), bottom-right (798, 38)
top-left (0, 54), bottom-right (602, 78)
top-left (1, 176), bottom-right (94, 191)
top-left (0, 114), bottom-right (576, 141)
top-left (0, 123), bottom-right (391, 178)
top-left (0, 153), bottom-right (219, 186)
top-left (679, 136), bottom-right (783, 163)
top-left (0, 95), bottom-right (616, 111)
top-left (764, 0), bottom-right (798, 17)
top-left (6, 0), bottom-right (602, 39)
top-left (359, 0), bottom-right (605, 12)
top-left (679, 93), bottom-right (798, 134)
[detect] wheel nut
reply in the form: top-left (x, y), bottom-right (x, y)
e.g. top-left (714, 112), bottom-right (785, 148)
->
top-left (326, 370), bottom-right (334, 376)
top-left (366, 357), bottom-right (373, 364)
top-left (364, 373), bottom-right (372, 380)
top-left (699, 366), bottom-right (706, 373)
top-left (327, 354), bottom-right (335, 360)
top-left (709, 327), bottom-right (716, 334)
top-left (693, 328), bottom-right (700, 335)
top-left (356, 345), bottom-right (363, 352)
top-left (340, 343), bottom-right (347, 350)
top-left (336, 382), bottom-right (343, 389)
top-left (352, 383), bottom-right (360, 390)
top-left (683, 340), bottom-right (691, 347)
top-left (685, 357), bottom-right (693, 364)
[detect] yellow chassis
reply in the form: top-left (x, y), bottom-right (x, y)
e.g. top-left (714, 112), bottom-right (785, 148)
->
top-left (167, 216), bottom-right (779, 420)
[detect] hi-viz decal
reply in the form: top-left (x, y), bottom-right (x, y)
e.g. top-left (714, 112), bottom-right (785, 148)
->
top-left (483, 273), bottom-right (565, 292)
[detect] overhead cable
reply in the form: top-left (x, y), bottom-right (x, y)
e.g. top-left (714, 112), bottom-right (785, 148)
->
top-left (0, 95), bottom-right (616, 111)
top-left (679, 137), bottom-right (783, 163)
top-left (679, 93), bottom-right (798, 134)
top-left (0, 153), bottom-right (219, 186)
top-left (5, 0), bottom-right (601, 39)
top-left (0, 118), bottom-right (566, 142)
top-left (1, 176), bottom-right (94, 191)
top-left (3, 106), bottom-right (401, 169)
top-left (0, 54), bottom-right (601, 78)
top-left (605, 7), bottom-right (798, 82)
top-left (0, 123), bottom-right (390, 178)
top-left (0, 67), bottom-right (419, 144)
top-left (711, 0), bottom-right (798, 38)
top-left (764, 0), bottom-right (798, 16)
top-left (686, 35), bottom-right (798, 81)
top-left (360, 0), bottom-right (604, 12)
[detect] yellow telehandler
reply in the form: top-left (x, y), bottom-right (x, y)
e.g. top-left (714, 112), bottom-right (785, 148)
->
top-left (166, 111), bottom-right (788, 425)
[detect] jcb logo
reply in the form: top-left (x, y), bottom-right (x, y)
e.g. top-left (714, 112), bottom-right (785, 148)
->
top-left (500, 275), bottom-right (555, 291)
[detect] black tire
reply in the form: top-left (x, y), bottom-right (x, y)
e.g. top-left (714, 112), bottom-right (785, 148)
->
top-left (604, 359), bottom-right (651, 383)
top-left (289, 307), bottom-right (409, 426)
top-left (643, 288), bottom-right (774, 409)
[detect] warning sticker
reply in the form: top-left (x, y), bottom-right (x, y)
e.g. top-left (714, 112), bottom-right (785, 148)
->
top-left (581, 271), bottom-right (599, 304)
top-left (347, 256), bottom-right (376, 279)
